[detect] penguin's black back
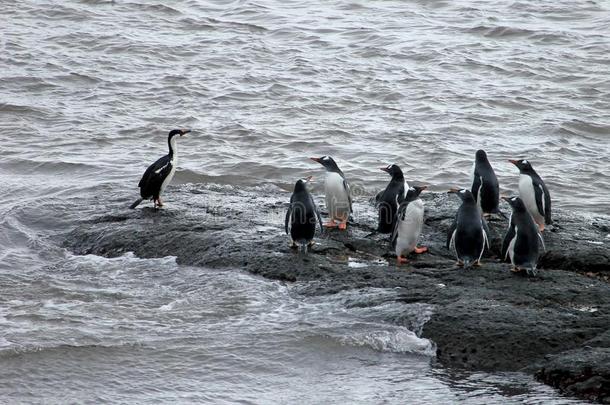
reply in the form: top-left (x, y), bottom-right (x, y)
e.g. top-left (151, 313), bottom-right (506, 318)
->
top-left (454, 202), bottom-right (485, 262)
top-left (472, 152), bottom-right (500, 214)
top-left (377, 179), bottom-right (404, 233)
top-left (508, 209), bottom-right (540, 268)
top-left (289, 190), bottom-right (318, 243)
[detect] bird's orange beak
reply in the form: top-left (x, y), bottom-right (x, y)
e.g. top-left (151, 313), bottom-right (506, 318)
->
top-left (448, 187), bottom-right (461, 194)
top-left (310, 157), bottom-right (321, 163)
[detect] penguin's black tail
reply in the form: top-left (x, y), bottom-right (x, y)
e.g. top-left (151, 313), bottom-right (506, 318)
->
top-left (463, 259), bottom-right (473, 269)
top-left (297, 240), bottom-right (309, 255)
top-left (130, 198), bottom-right (144, 209)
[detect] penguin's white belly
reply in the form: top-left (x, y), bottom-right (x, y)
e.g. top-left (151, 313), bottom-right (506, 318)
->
top-left (160, 158), bottom-right (176, 195)
top-left (507, 227), bottom-right (518, 265)
top-left (325, 172), bottom-right (350, 221)
top-left (395, 200), bottom-right (424, 256)
top-left (519, 175), bottom-right (543, 224)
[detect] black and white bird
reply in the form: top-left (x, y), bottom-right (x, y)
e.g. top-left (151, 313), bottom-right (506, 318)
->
top-left (391, 185), bottom-right (427, 265)
top-left (130, 129), bottom-right (190, 209)
top-left (310, 156), bottom-right (352, 230)
top-left (501, 196), bottom-right (546, 275)
top-left (285, 176), bottom-right (323, 253)
top-left (446, 188), bottom-right (490, 268)
top-left (376, 164), bottom-right (409, 234)
top-left (471, 149), bottom-right (502, 218)
top-left (509, 159), bottom-right (552, 231)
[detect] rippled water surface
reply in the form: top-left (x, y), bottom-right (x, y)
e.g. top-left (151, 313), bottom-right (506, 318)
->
top-left (1, 0), bottom-right (608, 402)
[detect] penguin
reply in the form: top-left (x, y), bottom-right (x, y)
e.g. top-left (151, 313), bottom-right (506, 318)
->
top-left (391, 185), bottom-right (428, 265)
top-left (376, 164), bottom-right (409, 234)
top-left (285, 176), bottom-right (323, 253)
top-left (501, 196), bottom-right (546, 275)
top-left (509, 159), bottom-right (552, 231)
top-left (446, 188), bottom-right (490, 268)
top-left (310, 156), bottom-right (352, 230)
top-left (130, 129), bottom-right (190, 209)
top-left (471, 149), bottom-right (503, 218)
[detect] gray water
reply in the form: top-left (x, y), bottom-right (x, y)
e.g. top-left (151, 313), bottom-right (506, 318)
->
top-left (1, 0), bottom-right (608, 403)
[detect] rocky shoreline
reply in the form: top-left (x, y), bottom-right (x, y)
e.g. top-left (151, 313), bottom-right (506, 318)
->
top-left (63, 183), bottom-right (610, 403)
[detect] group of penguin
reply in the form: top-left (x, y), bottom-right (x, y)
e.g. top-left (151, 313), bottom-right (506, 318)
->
top-left (131, 130), bottom-right (552, 275)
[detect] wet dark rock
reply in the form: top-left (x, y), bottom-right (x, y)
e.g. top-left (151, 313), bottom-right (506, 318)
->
top-left (536, 347), bottom-right (610, 404)
top-left (64, 183), bottom-right (610, 403)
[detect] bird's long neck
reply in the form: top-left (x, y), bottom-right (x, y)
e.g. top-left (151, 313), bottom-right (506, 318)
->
top-left (168, 136), bottom-right (178, 159)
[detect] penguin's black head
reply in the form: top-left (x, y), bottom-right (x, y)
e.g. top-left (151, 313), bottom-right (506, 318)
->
top-left (448, 187), bottom-right (475, 202)
top-left (294, 176), bottom-right (312, 193)
top-left (502, 196), bottom-right (527, 212)
top-left (475, 150), bottom-right (488, 162)
top-left (168, 129), bottom-right (191, 138)
top-left (406, 185), bottom-right (427, 201)
top-left (310, 156), bottom-right (340, 172)
top-left (380, 164), bottom-right (403, 179)
top-left (509, 159), bottom-right (534, 173)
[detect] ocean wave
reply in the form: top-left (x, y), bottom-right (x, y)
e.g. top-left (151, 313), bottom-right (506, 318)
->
top-left (336, 328), bottom-right (437, 356)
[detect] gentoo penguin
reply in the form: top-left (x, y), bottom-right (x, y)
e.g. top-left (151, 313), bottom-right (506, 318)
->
top-left (310, 156), bottom-right (352, 230)
top-left (285, 176), bottom-right (323, 253)
top-left (130, 129), bottom-right (190, 209)
top-left (501, 196), bottom-right (546, 275)
top-left (471, 150), bottom-right (503, 218)
top-left (509, 159), bottom-right (552, 231)
top-left (391, 185), bottom-right (427, 265)
top-left (446, 188), bottom-right (490, 268)
top-left (377, 164), bottom-right (409, 234)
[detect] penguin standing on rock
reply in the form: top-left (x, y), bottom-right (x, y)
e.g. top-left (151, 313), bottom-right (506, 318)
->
top-left (446, 188), bottom-right (490, 268)
top-left (501, 196), bottom-right (546, 275)
top-left (509, 159), bottom-right (552, 231)
top-left (130, 129), bottom-right (190, 209)
top-left (376, 164), bottom-right (409, 234)
top-left (310, 156), bottom-right (352, 230)
top-left (471, 149), bottom-right (502, 218)
top-left (392, 185), bottom-right (428, 265)
top-left (285, 176), bottom-right (323, 253)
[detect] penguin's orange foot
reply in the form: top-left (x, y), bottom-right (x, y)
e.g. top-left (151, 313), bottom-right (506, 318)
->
top-left (289, 241), bottom-right (298, 249)
top-left (510, 266), bottom-right (521, 273)
top-left (538, 223), bottom-right (545, 232)
top-left (455, 260), bottom-right (464, 267)
top-left (323, 221), bottom-right (337, 228)
top-left (414, 246), bottom-right (428, 254)
top-left (396, 256), bottom-right (409, 265)
top-left (338, 222), bottom-right (347, 230)
top-left (473, 260), bottom-right (482, 267)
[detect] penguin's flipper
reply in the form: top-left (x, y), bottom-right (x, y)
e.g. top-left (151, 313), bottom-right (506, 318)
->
top-left (310, 194), bottom-right (323, 233)
top-left (542, 183), bottom-right (552, 225)
top-left (397, 182), bottom-right (407, 204)
top-left (343, 179), bottom-right (353, 213)
top-left (391, 201), bottom-right (408, 247)
top-left (538, 232), bottom-right (546, 252)
top-left (501, 218), bottom-right (516, 261)
top-left (446, 216), bottom-right (457, 249)
top-left (284, 204), bottom-right (292, 235)
top-left (533, 181), bottom-right (547, 220)
top-left (481, 217), bottom-right (491, 249)
top-left (471, 172), bottom-right (481, 202)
